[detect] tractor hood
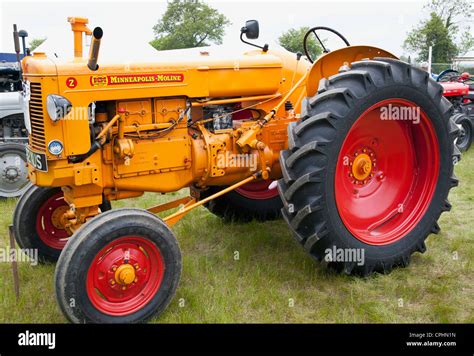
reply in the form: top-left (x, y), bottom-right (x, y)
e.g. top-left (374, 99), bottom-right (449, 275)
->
top-left (21, 48), bottom-right (289, 98)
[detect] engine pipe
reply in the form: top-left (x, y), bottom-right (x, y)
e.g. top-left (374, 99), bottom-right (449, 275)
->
top-left (67, 17), bottom-right (92, 58)
top-left (87, 27), bottom-right (103, 71)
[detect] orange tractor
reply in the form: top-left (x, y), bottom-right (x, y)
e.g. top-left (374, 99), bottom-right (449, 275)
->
top-left (14, 17), bottom-right (459, 323)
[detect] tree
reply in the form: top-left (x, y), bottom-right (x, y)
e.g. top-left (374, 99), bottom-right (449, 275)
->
top-left (403, 0), bottom-right (474, 63)
top-left (29, 38), bottom-right (46, 52)
top-left (404, 12), bottom-right (458, 63)
top-left (278, 27), bottom-right (322, 60)
top-left (150, 0), bottom-right (230, 50)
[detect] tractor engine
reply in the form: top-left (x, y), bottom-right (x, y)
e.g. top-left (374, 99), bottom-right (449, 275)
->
top-left (19, 16), bottom-right (306, 227)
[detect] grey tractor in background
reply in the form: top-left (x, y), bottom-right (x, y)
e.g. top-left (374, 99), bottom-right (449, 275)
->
top-left (0, 61), bottom-right (30, 198)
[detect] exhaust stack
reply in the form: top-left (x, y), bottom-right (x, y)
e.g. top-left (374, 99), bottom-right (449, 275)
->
top-left (13, 24), bottom-right (21, 62)
top-left (87, 27), bottom-right (103, 71)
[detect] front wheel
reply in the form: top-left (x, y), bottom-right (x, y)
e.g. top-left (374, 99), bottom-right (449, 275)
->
top-left (55, 208), bottom-right (181, 323)
top-left (279, 58), bottom-right (459, 276)
top-left (13, 185), bottom-right (111, 263)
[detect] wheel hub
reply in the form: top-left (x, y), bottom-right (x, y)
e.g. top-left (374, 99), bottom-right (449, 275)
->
top-left (114, 264), bottom-right (136, 285)
top-left (348, 148), bottom-right (376, 185)
top-left (87, 236), bottom-right (165, 316)
top-left (351, 153), bottom-right (372, 181)
top-left (4, 166), bottom-right (20, 181)
top-left (51, 205), bottom-right (69, 229)
top-left (0, 148), bottom-right (31, 198)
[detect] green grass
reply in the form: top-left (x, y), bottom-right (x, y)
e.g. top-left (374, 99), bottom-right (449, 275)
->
top-left (0, 151), bottom-right (472, 323)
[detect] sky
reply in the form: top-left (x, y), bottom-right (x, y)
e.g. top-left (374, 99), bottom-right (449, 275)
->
top-left (0, 0), bottom-right (447, 60)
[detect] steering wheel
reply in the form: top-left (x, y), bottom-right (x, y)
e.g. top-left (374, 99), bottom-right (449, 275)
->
top-left (303, 26), bottom-right (350, 63)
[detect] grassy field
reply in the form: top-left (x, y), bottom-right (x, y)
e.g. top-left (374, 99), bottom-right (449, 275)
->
top-left (0, 151), bottom-right (472, 323)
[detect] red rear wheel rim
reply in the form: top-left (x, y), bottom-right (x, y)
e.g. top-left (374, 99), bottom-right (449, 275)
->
top-left (86, 236), bottom-right (165, 316)
top-left (335, 99), bottom-right (439, 245)
top-left (35, 192), bottom-right (70, 250)
top-left (235, 180), bottom-right (279, 200)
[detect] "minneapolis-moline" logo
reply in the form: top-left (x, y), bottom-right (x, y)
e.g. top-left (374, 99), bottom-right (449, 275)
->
top-left (90, 73), bottom-right (184, 87)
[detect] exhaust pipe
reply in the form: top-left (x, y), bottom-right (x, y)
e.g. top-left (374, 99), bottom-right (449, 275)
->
top-left (87, 27), bottom-right (103, 71)
top-left (13, 24), bottom-right (21, 63)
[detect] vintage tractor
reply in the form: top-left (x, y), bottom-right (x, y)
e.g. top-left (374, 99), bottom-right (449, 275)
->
top-left (437, 69), bottom-right (473, 151)
top-left (0, 26), bottom-right (32, 198)
top-left (14, 17), bottom-right (459, 323)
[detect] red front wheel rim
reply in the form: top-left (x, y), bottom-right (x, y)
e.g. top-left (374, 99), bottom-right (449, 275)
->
top-left (35, 192), bottom-right (70, 250)
top-left (335, 99), bottom-right (439, 245)
top-left (235, 179), bottom-right (279, 200)
top-left (86, 236), bottom-right (165, 316)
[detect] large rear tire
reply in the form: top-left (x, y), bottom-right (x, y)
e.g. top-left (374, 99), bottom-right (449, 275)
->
top-left (278, 58), bottom-right (459, 276)
top-left (55, 208), bottom-right (181, 323)
top-left (202, 180), bottom-right (282, 222)
top-left (13, 185), bottom-right (111, 263)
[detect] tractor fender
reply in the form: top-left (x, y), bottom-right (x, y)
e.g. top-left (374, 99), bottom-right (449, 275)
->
top-left (306, 45), bottom-right (398, 97)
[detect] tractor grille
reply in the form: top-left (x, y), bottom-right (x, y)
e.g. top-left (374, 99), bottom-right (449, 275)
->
top-left (29, 82), bottom-right (46, 152)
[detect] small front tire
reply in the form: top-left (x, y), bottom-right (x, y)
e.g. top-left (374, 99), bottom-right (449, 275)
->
top-left (55, 208), bottom-right (182, 323)
top-left (13, 185), bottom-right (111, 263)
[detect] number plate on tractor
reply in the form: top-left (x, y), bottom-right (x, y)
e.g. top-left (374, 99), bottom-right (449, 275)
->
top-left (26, 146), bottom-right (48, 172)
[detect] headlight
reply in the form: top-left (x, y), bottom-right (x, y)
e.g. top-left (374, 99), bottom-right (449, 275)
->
top-left (46, 94), bottom-right (72, 122)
